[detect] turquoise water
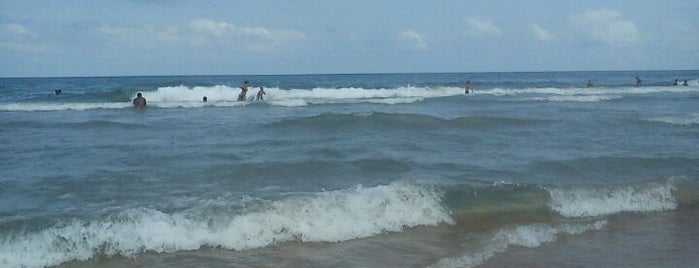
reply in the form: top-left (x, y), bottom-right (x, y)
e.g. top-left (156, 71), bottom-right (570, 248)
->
top-left (1, 71), bottom-right (698, 267)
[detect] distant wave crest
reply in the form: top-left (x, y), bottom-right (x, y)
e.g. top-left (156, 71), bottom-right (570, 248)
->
top-left (2, 83), bottom-right (697, 111)
top-left (267, 112), bottom-right (548, 132)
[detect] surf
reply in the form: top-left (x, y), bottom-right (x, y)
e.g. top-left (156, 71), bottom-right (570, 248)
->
top-left (0, 181), bottom-right (452, 268)
top-left (1, 178), bottom-right (694, 268)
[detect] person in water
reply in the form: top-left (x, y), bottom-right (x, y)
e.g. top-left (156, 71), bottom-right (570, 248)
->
top-left (203, 96), bottom-right (208, 102)
top-left (586, 80), bottom-right (594, 88)
top-left (238, 81), bottom-right (249, 101)
top-left (256, 87), bottom-right (266, 101)
top-left (54, 89), bottom-right (62, 95)
top-left (133, 92), bottom-right (147, 109)
top-left (465, 80), bottom-right (472, 94)
top-left (684, 80), bottom-right (689, 86)
top-left (635, 77), bottom-right (642, 87)
top-left (673, 79), bottom-right (679, 86)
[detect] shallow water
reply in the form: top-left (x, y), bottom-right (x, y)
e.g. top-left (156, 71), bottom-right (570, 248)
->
top-left (1, 71), bottom-right (698, 267)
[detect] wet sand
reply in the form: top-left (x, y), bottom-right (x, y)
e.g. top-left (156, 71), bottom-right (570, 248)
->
top-left (480, 208), bottom-right (699, 268)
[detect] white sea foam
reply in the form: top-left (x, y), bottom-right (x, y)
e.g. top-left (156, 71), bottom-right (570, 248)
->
top-left (145, 85), bottom-right (459, 107)
top-left (0, 181), bottom-right (452, 268)
top-left (0, 102), bottom-right (131, 111)
top-left (480, 85), bottom-right (699, 97)
top-left (0, 85), bottom-right (457, 111)
top-left (648, 113), bottom-right (699, 125)
top-left (3, 83), bottom-right (696, 111)
top-left (547, 181), bottom-right (677, 218)
top-left (527, 94), bottom-right (621, 102)
top-left (429, 220), bottom-right (606, 268)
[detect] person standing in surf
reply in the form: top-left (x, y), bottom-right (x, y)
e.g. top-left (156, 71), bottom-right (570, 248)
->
top-left (238, 81), bottom-right (249, 101)
top-left (133, 92), bottom-right (147, 109)
top-left (465, 80), bottom-right (472, 94)
top-left (256, 86), bottom-right (266, 101)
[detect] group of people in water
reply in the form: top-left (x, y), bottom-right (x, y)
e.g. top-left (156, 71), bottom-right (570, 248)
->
top-left (673, 79), bottom-right (690, 86)
top-left (55, 76), bottom-right (695, 109)
top-left (237, 80), bottom-right (266, 101)
top-left (464, 76), bottom-right (690, 93)
top-left (129, 80), bottom-right (267, 109)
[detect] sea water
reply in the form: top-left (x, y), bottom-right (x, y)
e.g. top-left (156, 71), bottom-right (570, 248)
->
top-left (1, 71), bottom-right (698, 267)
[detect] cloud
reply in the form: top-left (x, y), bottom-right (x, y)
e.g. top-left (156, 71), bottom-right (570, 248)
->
top-left (99, 24), bottom-right (182, 46)
top-left (187, 19), bottom-right (305, 50)
top-left (99, 19), bottom-right (305, 51)
top-left (465, 17), bottom-right (501, 38)
top-left (570, 9), bottom-right (639, 45)
top-left (0, 23), bottom-right (29, 36)
top-left (530, 24), bottom-right (555, 41)
top-left (0, 23), bottom-right (48, 53)
top-left (400, 30), bottom-right (426, 49)
top-left (188, 19), bottom-right (272, 40)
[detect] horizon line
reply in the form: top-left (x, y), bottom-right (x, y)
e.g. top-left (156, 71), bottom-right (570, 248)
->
top-left (2, 69), bottom-right (698, 79)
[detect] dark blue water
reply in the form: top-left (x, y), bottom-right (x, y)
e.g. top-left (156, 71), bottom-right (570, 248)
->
top-left (1, 71), bottom-right (698, 268)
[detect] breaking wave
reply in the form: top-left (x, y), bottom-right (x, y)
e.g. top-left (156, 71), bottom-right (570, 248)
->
top-left (2, 83), bottom-right (697, 111)
top-left (0, 181), bottom-right (451, 268)
top-left (0, 178), bottom-right (692, 267)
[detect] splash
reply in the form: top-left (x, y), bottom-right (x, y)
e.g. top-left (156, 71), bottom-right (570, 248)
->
top-left (0, 181), bottom-right (452, 268)
top-left (547, 181), bottom-right (677, 218)
top-left (429, 220), bottom-right (606, 268)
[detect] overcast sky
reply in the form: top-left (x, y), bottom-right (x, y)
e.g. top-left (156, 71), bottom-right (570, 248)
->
top-left (1, 0), bottom-right (697, 77)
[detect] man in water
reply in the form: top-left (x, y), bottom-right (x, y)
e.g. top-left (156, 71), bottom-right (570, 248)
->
top-left (465, 80), bottom-right (472, 94)
top-left (238, 81), bottom-right (249, 101)
top-left (256, 87), bottom-right (266, 101)
top-left (635, 77), bottom-right (642, 87)
top-left (133, 92), bottom-right (147, 109)
top-left (587, 80), bottom-right (594, 88)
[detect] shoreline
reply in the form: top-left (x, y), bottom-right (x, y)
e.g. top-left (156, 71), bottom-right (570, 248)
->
top-left (480, 208), bottom-right (699, 268)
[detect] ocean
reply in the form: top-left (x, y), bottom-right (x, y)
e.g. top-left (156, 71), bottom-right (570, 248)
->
top-left (1, 71), bottom-right (698, 267)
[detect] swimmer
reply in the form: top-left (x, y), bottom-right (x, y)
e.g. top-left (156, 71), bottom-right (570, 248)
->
top-left (238, 81), bottom-right (249, 101)
top-left (256, 87), bottom-right (266, 101)
top-left (132, 92), bottom-right (147, 109)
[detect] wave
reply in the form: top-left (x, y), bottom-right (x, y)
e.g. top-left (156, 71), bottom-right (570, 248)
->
top-left (137, 84), bottom-right (699, 106)
top-left (547, 181), bottom-right (677, 217)
top-left (526, 156), bottom-right (699, 184)
top-left (431, 178), bottom-right (688, 267)
top-left (0, 119), bottom-right (147, 130)
top-left (525, 95), bottom-right (622, 102)
top-left (0, 85), bottom-right (463, 111)
top-left (429, 220), bottom-right (607, 268)
top-left (180, 85), bottom-right (464, 107)
top-left (143, 85), bottom-right (463, 107)
top-left (647, 113), bottom-right (699, 126)
top-left (444, 178), bottom-right (685, 219)
top-left (0, 181), bottom-right (451, 268)
top-left (0, 102), bottom-right (132, 112)
top-left (479, 85), bottom-right (699, 97)
top-left (3, 83), bottom-right (697, 111)
top-left (0, 178), bottom-right (694, 267)
top-left (267, 112), bottom-right (547, 131)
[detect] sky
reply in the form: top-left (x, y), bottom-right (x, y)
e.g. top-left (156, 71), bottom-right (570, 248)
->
top-left (1, 0), bottom-right (698, 77)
